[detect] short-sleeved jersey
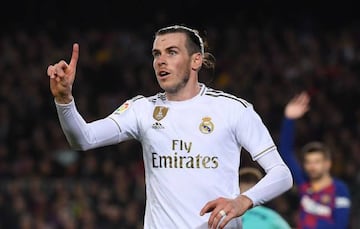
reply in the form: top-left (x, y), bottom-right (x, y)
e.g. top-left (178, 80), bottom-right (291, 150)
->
top-left (242, 205), bottom-right (291, 229)
top-left (108, 84), bottom-right (277, 229)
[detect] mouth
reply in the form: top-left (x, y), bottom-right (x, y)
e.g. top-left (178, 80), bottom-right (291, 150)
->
top-left (158, 70), bottom-right (170, 78)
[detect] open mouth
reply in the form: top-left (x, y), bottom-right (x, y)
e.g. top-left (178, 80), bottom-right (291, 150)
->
top-left (158, 71), bottom-right (170, 78)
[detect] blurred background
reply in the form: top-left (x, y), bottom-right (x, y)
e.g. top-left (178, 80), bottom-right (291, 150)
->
top-left (0, 0), bottom-right (359, 228)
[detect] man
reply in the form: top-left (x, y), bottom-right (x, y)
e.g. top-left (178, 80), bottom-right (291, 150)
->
top-left (239, 167), bottom-right (292, 229)
top-left (279, 91), bottom-right (351, 229)
top-left (47, 25), bottom-right (293, 229)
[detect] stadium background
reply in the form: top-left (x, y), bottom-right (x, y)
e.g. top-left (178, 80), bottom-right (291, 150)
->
top-left (0, 0), bottom-right (359, 228)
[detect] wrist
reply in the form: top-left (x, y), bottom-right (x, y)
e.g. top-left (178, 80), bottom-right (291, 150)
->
top-left (236, 194), bottom-right (254, 211)
top-left (55, 95), bottom-right (74, 104)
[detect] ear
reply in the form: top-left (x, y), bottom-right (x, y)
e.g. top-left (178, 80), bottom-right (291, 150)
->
top-left (191, 53), bottom-right (203, 71)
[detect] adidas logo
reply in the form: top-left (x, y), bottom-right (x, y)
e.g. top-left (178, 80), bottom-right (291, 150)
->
top-left (152, 122), bottom-right (164, 129)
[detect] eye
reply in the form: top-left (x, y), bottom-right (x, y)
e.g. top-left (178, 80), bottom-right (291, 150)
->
top-left (169, 50), bottom-right (177, 56)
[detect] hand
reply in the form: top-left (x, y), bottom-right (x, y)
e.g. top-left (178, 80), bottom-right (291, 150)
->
top-left (47, 43), bottom-right (79, 104)
top-left (200, 195), bottom-right (253, 229)
top-left (284, 91), bottom-right (310, 119)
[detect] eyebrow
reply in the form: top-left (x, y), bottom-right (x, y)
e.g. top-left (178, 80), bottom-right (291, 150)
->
top-left (152, 46), bottom-right (179, 53)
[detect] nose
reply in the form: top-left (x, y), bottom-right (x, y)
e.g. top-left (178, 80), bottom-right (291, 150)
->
top-left (155, 54), bottom-right (166, 66)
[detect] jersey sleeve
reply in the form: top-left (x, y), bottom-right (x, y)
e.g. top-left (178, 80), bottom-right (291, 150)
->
top-left (55, 99), bottom-right (123, 151)
top-left (279, 117), bottom-right (307, 186)
top-left (107, 96), bottom-right (144, 141)
top-left (332, 180), bottom-right (351, 229)
top-left (235, 105), bottom-right (277, 160)
top-left (235, 105), bottom-right (293, 206)
top-left (242, 150), bottom-right (293, 206)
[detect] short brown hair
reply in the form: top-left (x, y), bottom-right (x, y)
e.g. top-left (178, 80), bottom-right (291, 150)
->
top-left (301, 141), bottom-right (331, 160)
top-left (239, 167), bottom-right (263, 185)
top-left (155, 25), bottom-right (216, 70)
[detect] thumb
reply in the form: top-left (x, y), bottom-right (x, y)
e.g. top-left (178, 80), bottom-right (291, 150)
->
top-left (69, 43), bottom-right (79, 70)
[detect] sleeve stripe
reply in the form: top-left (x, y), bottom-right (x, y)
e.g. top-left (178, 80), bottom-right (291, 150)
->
top-left (335, 197), bottom-right (351, 208)
top-left (205, 93), bottom-right (248, 107)
top-left (253, 145), bottom-right (276, 160)
top-left (132, 95), bottom-right (145, 102)
top-left (108, 116), bottom-right (122, 132)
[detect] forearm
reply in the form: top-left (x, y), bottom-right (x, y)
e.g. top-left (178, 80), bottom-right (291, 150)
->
top-left (279, 118), bottom-right (295, 155)
top-left (242, 150), bottom-right (293, 206)
top-left (55, 100), bottom-right (121, 150)
top-left (333, 208), bottom-right (351, 229)
top-left (279, 118), bottom-right (306, 185)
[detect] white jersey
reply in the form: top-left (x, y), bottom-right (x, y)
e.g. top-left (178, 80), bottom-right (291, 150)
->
top-left (55, 83), bottom-right (292, 229)
top-left (107, 84), bottom-right (275, 228)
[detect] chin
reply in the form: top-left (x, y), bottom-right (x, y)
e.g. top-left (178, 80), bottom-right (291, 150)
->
top-left (160, 83), bottom-right (178, 94)
top-left (159, 84), bottom-right (171, 92)
top-left (309, 174), bottom-right (322, 180)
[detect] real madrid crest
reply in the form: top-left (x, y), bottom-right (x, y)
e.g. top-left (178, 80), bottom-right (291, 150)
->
top-left (199, 117), bottom-right (214, 134)
top-left (153, 106), bottom-right (169, 121)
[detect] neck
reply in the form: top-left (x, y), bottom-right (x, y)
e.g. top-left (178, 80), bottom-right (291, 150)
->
top-left (311, 174), bottom-right (332, 191)
top-left (166, 80), bottom-right (201, 101)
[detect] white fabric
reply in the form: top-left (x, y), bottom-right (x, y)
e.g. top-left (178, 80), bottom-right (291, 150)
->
top-left (55, 84), bottom-right (292, 229)
top-left (335, 196), bottom-right (351, 208)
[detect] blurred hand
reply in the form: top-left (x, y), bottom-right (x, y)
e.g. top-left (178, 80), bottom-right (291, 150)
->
top-left (284, 91), bottom-right (310, 119)
top-left (47, 43), bottom-right (79, 104)
top-left (200, 195), bottom-right (252, 229)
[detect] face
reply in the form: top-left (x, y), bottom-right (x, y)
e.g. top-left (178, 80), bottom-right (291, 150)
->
top-left (303, 152), bottom-right (331, 181)
top-left (152, 32), bottom-right (199, 95)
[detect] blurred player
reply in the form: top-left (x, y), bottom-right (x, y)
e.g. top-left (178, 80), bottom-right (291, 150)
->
top-left (239, 167), bottom-right (292, 229)
top-left (279, 91), bottom-right (351, 229)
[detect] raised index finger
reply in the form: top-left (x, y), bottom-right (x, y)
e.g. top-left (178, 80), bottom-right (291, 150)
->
top-left (69, 43), bottom-right (79, 69)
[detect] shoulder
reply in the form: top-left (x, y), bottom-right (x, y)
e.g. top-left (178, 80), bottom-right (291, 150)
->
top-left (333, 178), bottom-right (349, 188)
top-left (255, 206), bottom-right (291, 227)
top-left (145, 92), bottom-right (167, 103)
top-left (111, 94), bottom-right (155, 115)
top-left (254, 205), bottom-right (281, 215)
top-left (120, 95), bottom-right (147, 108)
top-left (131, 95), bottom-right (147, 103)
top-left (244, 206), bottom-right (290, 228)
top-left (332, 178), bottom-right (351, 208)
top-left (203, 86), bottom-right (252, 108)
top-left (127, 92), bottom-right (165, 105)
top-left (245, 206), bottom-right (278, 218)
top-left (333, 178), bottom-right (350, 193)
